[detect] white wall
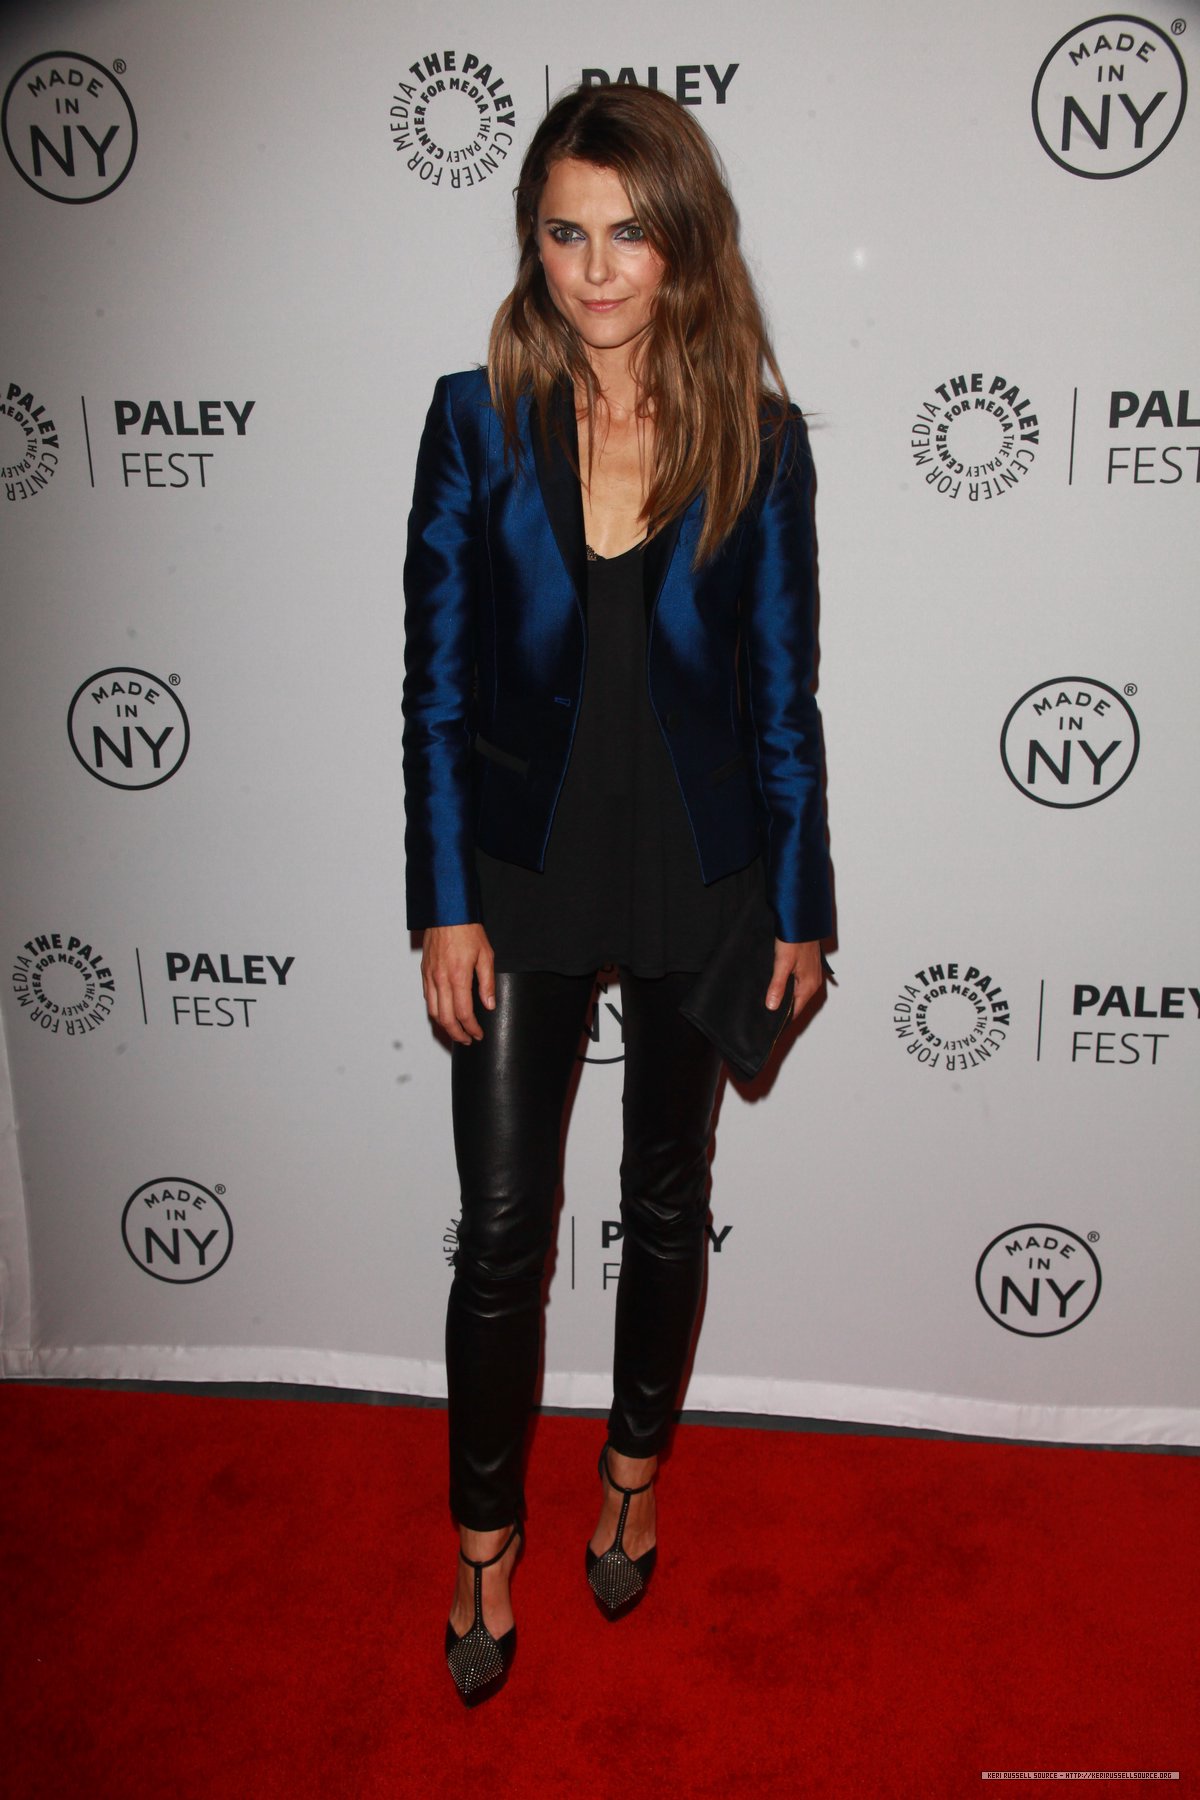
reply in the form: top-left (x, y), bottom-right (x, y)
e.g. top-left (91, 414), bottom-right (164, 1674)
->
top-left (2, 0), bottom-right (1196, 1442)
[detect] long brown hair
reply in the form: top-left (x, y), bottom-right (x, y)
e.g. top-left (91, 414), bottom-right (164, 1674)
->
top-left (488, 83), bottom-right (790, 564)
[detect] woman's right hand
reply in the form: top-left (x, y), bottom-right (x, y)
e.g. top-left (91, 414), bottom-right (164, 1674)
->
top-left (421, 924), bottom-right (495, 1045)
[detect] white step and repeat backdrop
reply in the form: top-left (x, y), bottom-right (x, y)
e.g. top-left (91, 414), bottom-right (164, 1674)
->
top-left (2, 0), bottom-right (1197, 1443)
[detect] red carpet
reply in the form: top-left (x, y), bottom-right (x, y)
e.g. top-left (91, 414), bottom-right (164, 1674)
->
top-left (1, 1386), bottom-right (1194, 1798)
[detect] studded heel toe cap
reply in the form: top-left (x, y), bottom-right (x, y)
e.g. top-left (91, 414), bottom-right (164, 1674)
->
top-left (445, 1618), bottom-right (513, 1697)
top-left (587, 1546), bottom-right (643, 1610)
top-left (444, 1520), bottom-right (522, 1705)
top-left (587, 1446), bottom-right (658, 1619)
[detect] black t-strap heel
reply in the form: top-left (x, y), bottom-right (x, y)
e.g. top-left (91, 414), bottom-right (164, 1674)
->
top-left (444, 1522), bottom-right (522, 1706)
top-left (585, 1446), bottom-right (657, 1620)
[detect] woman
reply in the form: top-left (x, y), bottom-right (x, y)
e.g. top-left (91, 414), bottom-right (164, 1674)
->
top-left (402, 82), bottom-right (831, 1706)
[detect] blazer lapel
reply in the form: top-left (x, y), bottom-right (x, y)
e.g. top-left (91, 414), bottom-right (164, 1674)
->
top-left (529, 384), bottom-right (589, 615)
top-left (642, 510), bottom-right (684, 626)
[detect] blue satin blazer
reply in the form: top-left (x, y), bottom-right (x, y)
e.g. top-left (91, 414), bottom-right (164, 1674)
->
top-left (402, 368), bottom-right (832, 944)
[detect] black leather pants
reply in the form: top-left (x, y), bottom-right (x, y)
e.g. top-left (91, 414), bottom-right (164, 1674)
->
top-left (447, 968), bottom-right (724, 1529)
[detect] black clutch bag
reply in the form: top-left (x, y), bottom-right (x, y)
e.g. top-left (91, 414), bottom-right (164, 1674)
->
top-left (678, 886), bottom-right (796, 1080)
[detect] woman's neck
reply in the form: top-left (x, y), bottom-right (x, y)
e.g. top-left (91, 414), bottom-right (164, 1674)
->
top-left (575, 350), bottom-right (656, 558)
top-left (579, 345), bottom-right (644, 426)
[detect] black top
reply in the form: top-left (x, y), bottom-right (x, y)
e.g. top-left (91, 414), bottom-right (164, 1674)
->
top-left (476, 542), bottom-right (764, 976)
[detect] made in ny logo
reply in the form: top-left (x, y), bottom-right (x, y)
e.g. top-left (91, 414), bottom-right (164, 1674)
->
top-left (389, 49), bottom-right (515, 189)
top-left (1032, 15), bottom-right (1187, 179)
top-left (3, 51), bottom-right (137, 202)
top-left (1000, 678), bottom-right (1139, 808)
top-left (68, 667), bottom-right (190, 790)
top-left (910, 372), bottom-right (1039, 502)
top-left (3, 380), bottom-right (59, 502)
top-left (121, 1179), bottom-right (233, 1284)
top-left (579, 974), bottom-right (624, 1064)
top-left (975, 1224), bottom-right (1101, 1336)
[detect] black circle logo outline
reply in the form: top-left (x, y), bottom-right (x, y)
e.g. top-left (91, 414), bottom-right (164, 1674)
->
top-left (999, 675), bottom-right (1139, 809)
top-left (121, 1178), bottom-right (233, 1285)
top-left (67, 665), bottom-right (191, 791)
top-left (975, 1221), bottom-right (1102, 1337)
top-left (1031, 14), bottom-right (1188, 179)
top-left (2, 51), bottom-right (138, 204)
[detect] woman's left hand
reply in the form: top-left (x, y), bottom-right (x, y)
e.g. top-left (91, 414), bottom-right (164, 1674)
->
top-left (766, 939), bottom-right (825, 1016)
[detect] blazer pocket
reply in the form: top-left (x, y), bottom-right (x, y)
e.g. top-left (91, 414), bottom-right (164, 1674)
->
top-left (473, 731), bottom-right (531, 777)
top-left (706, 750), bottom-right (748, 789)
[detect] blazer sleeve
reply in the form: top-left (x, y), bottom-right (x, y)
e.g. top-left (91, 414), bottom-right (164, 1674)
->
top-left (402, 375), bottom-right (481, 930)
top-left (741, 408), bottom-right (833, 944)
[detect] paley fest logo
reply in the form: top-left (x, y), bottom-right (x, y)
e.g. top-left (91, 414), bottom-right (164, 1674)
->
top-left (599, 1217), bottom-right (732, 1292)
top-left (122, 1179), bottom-right (232, 1284)
top-left (160, 950), bottom-right (296, 1028)
top-left (3, 380), bottom-right (59, 502)
top-left (11, 931), bottom-right (115, 1036)
top-left (1058, 978), bottom-right (1200, 1067)
top-left (1100, 385), bottom-right (1199, 487)
top-left (82, 398), bottom-right (256, 491)
top-left (1001, 678), bottom-right (1139, 808)
top-left (68, 667), bottom-right (190, 790)
top-left (910, 372), bottom-right (1039, 502)
top-left (1032, 15), bottom-right (1188, 179)
top-left (976, 1224), bottom-right (1101, 1336)
top-left (445, 1206), bottom-right (734, 1290)
top-left (3, 51), bottom-right (137, 202)
top-left (578, 65), bottom-right (740, 105)
top-left (893, 960), bottom-right (1011, 1072)
top-left (389, 49), bottom-right (515, 188)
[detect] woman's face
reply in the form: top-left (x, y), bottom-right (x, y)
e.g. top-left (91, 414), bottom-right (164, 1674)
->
top-left (536, 157), bottom-right (664, 366)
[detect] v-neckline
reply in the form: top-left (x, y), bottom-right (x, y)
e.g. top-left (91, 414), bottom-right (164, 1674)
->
top-left (586, 540), bottom-right (646, 564)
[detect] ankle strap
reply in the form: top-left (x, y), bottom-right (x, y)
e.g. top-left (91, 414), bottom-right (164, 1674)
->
top-left (599, 1445), bottom-right (655, 1496)
top-left (458, 1521), bottom-right (522, 1571)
